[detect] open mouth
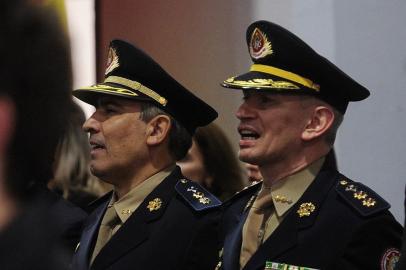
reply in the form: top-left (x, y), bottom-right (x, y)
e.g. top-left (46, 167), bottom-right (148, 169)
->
top-left (239, 129), bottom-right (260, 140)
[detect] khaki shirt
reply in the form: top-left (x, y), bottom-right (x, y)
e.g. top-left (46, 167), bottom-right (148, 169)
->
top-left (91, 165), bottom-right (175, 263)
top-left (262, 157), bottom-right (324, 240)
top-left (109, 165), bottom-right (175, 230)
top-left (240, 157), bottom-right (325, 268)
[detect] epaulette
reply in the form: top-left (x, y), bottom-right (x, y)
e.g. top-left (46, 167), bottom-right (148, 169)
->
top-left (175, 178), bottom-right (222, 211)
top-left (336, 177), bottom-right (390, 217)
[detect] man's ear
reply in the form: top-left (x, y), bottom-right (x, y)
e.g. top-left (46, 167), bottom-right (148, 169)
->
top-left (0, 97), bottom-right (15, 153)
top-left (301, 106), bottom-right (334, 141)
top-left (146, 115), bottom-right (171, 146)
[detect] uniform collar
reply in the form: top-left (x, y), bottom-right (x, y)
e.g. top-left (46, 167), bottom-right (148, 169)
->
top-left (263, 157), bottom-right (325, 218)
top-left (109, 164), bottom-right (175, 223)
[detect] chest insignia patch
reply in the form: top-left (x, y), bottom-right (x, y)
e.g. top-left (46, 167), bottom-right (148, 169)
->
top-left (147, 198), bottom-right (162, 212)
top-left (297, 202), bottom-right (316, 217)
top-left (380, 248), bottom-right (400, 270)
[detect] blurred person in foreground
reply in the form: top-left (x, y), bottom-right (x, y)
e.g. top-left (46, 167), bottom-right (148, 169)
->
top-left (48, 102), bottom-right (112, 211)
top-left (71, 39), bottom-right (221, 270)
top-left (178, 123), bottom-right (246, 201)
top-left (217, 20), bottom-right (402, 270)
top-left (0, 0), bottom-right (77, 269)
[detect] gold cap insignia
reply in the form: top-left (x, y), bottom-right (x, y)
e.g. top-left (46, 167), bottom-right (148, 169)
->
top-left (249, 28), bottom-right (273, 60)
top-left (297, 202), bottom-right (316, 217)
top-left (147, 198), bottom-right (162, 212)
top-left (105, 47), bottom-right (120, 75)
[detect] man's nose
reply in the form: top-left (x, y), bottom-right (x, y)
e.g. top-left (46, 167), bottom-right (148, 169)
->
top-left (236, 101), bottom-right (254, 120)
top-left (83, 113), bottom-right (100, 134)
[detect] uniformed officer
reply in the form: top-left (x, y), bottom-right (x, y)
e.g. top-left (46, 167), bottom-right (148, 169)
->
top-left (71, 39), bottom-right (221, 270)
top-left (218, 20), bottom-right (402, 270)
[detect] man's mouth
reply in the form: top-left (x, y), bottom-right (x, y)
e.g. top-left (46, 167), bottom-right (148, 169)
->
top-left (89, 140), bottom-right (105, 151)
top-left (238, 128), bottom-right (260, 141)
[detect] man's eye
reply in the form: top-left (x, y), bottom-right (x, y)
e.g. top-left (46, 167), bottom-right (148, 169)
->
top-left (104, 106), bottom-right (118, 114)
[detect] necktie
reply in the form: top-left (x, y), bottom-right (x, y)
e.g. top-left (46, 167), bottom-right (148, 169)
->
top-left (240, 188), bottom-right (274, 269)
top-left (91, 205), bottom-right (121, 264)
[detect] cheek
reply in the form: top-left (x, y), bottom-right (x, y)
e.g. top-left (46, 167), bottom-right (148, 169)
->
top-left (104, 122), bottom-right (146, 155)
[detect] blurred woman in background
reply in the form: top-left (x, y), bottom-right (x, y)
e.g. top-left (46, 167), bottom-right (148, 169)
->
top-left (178, 123), bottom-right (246, 201)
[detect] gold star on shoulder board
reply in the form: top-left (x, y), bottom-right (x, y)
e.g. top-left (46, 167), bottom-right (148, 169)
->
top-left (147, 198), bottom-right (162, 212)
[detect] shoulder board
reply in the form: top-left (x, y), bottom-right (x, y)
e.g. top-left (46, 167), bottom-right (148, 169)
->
top-left (175, 178), bottom-right (222, 211)
top-left (223, 181), bottom-right (262, 206)
top-left (336, 177), bottom-right (390, 217)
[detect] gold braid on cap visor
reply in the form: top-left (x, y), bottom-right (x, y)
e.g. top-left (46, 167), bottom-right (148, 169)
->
top-left (104, 76), bottom-right (168, 106)
top-left (250, 64), bottom-right (320, 91)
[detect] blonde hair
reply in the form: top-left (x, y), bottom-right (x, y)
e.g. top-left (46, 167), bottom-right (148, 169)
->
top-left (51, 103), bottom-right (111, 199)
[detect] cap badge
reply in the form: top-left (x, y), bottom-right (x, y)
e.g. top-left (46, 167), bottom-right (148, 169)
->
top-left (249, 28), bottom-right (273, 59)
top-left (105, 47), bottom-right (120, 75)
top-left (147, 198), bottom-right (162, 212)
top-left (297, 202), bottom-right (316, 217)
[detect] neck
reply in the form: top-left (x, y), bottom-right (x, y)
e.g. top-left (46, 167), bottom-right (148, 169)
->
top-left (260, 145), bottom-right (330, 187)
top-left (113, 149), bottom-right (175, 199)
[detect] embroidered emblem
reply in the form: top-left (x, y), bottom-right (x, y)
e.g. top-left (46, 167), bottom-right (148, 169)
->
top-left (249, 28), bottom-right (273, 59)
top-left (274, 195), bottom-right (293, 204)
top-left (354, 191), bottom-right (368, 200)
top-left (105, 47), bottom-right (120, 75)
top-left (147, 198), bottom-right (162, 212)
top-left (297, 202), bottom-right (316, 217)
top-left (362, 197), bottom-right (377, 207)
top-left (224, 77), bottom-right (299, 90)
top-left (187, 187), bottom-right (211, 205)
top-left (380, 248), bottom-right (400, 270)
top-left (345, 184), bottom-right (357, 192)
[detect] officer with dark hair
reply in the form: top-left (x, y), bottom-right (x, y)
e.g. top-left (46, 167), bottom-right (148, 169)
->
top-left (72, 39), bottom-right (221, 270)
top-left (218, 20), bottom-right (402, 270)
top-left (0, 0), bottom-right (79, 269)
